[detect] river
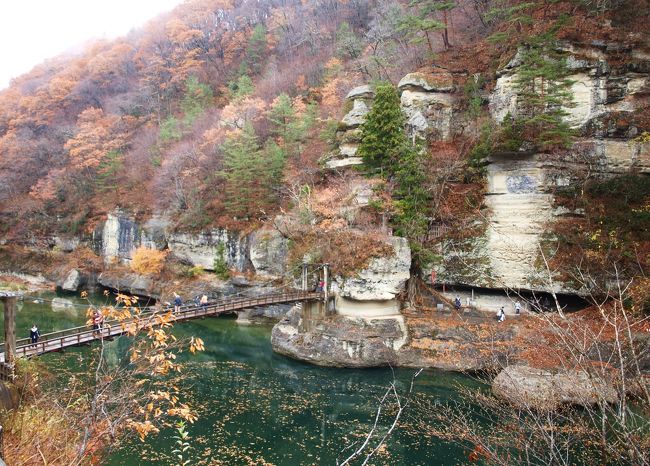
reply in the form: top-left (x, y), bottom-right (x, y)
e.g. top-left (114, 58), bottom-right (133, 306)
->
top-left (8, 292), bottom-right (479, 465)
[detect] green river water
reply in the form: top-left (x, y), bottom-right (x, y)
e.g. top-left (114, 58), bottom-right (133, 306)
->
top-left (8, 292), bottom-right (480, 465)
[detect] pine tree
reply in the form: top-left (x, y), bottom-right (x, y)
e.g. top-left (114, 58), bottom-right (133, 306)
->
top-left (357, 83), bottom-right (407, 173)
top-left (245, 24), bottom-right (267, 75)
top-left (220, 123), bottom-right (286, 219)
top-left (513, 26), bottom-right (575, 149)
top-left (267, 94), bottom-right (295, 148)
top-left (181, 76), bottom-right (213, 126)
top-left (220, 124), bottom-right (260, 218)
top-left (399, 0), bottom-right (456, 53)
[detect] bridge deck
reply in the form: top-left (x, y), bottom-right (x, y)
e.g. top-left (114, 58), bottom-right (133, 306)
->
top-left (1, 291), bottom-right (321, 362)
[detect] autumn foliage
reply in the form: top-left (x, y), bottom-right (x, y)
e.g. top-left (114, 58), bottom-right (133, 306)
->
top-left (131, 246), bottom-right (168, 275)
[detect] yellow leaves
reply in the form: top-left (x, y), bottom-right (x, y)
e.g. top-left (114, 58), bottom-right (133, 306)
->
top-left (116, 293), bottom-right (139, 307)
top-left (129, 420), bottom-right (160, 441)
top-left (131, 247), bottom-right (168, 275)
top-left (189, 337), bottom-right (205, 354)
top-left (167, 404), bottom-right (198, 423)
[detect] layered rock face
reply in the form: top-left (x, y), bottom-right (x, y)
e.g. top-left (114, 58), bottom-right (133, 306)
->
top-left (323, 85), bottom-right (374, 169)
top-left (492, 365), bottom-right (618, 410)
top-left (439, 42), bottom-right (650, 292)
top-left (398, 70), bottom-right (456, 141)
top-left (90, 210), bottom-right (288, 278)
top-left (483, 154), bottom-right (555, 289)
top-left (271, 237), bottom-right (412, 367)
top-left (324, 70), bottom-right (459, 169)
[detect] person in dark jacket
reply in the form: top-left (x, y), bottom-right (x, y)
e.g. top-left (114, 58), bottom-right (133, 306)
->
top-left (30, 324), bottom-right (41, 345)
top-left (173, 293), bottom-right (182, 313)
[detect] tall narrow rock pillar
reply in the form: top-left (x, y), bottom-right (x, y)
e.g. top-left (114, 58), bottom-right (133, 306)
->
top-left (0, 293), bottom-right (18, 365)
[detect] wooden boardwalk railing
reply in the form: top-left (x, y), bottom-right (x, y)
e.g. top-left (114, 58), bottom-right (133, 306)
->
top-left (0, 290), bottom-right (321, 366)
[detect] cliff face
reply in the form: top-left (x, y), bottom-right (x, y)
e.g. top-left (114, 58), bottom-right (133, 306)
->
top-left (324, 42), bottom-right (649, 294)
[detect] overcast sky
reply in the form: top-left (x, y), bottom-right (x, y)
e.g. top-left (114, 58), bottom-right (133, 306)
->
top-left (0, 0), bottom-right (186, 89)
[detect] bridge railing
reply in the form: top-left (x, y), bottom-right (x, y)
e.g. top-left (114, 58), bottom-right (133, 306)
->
top-left (2, 290), bottom-right (322, 358)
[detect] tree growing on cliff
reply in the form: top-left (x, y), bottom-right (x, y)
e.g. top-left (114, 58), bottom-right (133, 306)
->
top-left (513, 23), bottom-right (575, 150)
top-left (358, 83), bottom-right (408, 174)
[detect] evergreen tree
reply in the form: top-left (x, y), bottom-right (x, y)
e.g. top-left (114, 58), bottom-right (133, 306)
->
top-left (181, 76), bottom-right (213, 126)
top-left (267, 95), bottom-right (316, 159)
top-left (228, 75), bottom-right (254, 100)
top-left (358, 83), bottom-right (407, 173)
top-left (336, 22), bottom-right (362, 60)
top-left (399, 0), bottom-right (456, 53)
top-left (513, 25), bottom-right (575, 149)
top-left (267, 94), bottom-right (295, 147)
top-left (245, 24), bottom-right (267, 75)
top-left (220, 123), bottom-right (286, 219)
top-left (213, 243), bottom-right (230, 280)
top-left (220, 124), bottom-right (260, 218)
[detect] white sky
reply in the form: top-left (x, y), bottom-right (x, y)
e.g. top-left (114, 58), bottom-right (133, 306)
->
top-left (0, 0), bottom-right (186, 89)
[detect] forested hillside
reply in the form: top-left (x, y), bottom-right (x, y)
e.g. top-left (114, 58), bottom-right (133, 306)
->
top-left (0, 0), bottom-right (648, 295)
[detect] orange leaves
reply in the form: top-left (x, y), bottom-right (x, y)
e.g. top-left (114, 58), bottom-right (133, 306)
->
top-left (189, 337), bottom-right (205, 354)
top-left (131, 246), bottom-right (168, 275)
top-left (64, 108), bottom-right (126, 171)
top-left (129, 420), bottom-right (160, 442)
top-left (220, 97), bottom-right (267, 129)
top-left (167, 404), bottom-right (198, 423)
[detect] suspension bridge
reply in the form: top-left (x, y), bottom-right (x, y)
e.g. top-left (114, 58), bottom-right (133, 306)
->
top-left (0, 263), bottom-right (330, 381)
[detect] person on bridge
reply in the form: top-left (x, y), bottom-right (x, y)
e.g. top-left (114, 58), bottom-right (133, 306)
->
top-left (30, 324), bottom-right (40, 345)
top-left (454, 295), bottom-right (462, 311)
top-left (200, 294), bottom-right (208, 310)
top-left (92, 310), bottom-right (104, 335)
top-left (174, 293), bottom-right (182, 312)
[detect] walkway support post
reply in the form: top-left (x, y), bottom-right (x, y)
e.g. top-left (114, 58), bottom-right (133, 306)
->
top-left (301, 262), bottom-right (308, 291)
top-left (323, 263), bottom-right (329, 304)
top-left (0, 293), bottom-right (19, 366)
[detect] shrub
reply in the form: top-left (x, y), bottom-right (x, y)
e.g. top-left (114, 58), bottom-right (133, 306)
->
top-left (213, 243), bottom-right (230, 280)
top-left (181, 265), bottom-right (204, 278)
top-left (131, 247), bottom-right (168, 275)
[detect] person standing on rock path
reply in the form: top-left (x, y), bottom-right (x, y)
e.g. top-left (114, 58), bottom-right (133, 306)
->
top-left (497, 307), bottom-right (506, 323)
top-left (454, 295), bottom-right (462, 311)
top-left (515, 300), bottom-right (521, 315)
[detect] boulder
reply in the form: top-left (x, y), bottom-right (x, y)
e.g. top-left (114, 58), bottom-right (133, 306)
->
top-left (397, 71), bottom-right (455, 92)
top-left (51, 297), bottom-right (77, 313)
top-left (61, 269), bottom-right (82, 292)
top-left (346, 85), bottom-right (374, 100)
top-left (338, 236), bottom-right (411, 301)
top-left (492, 365), bottom-right (618, 409)
top-left (398, 72), bottom-right (456, 140)
top-left (53, 236), bottom-right (79, 252)
top-left (272, 308), bottom-right (408, 368)
top-left (341, 99), bottom-right (370, 128)
top-left (98, 272), bottom-right (157, 298)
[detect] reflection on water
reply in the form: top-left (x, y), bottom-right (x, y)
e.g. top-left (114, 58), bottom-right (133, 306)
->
top-left (15, 294), bottom-right (477, 465)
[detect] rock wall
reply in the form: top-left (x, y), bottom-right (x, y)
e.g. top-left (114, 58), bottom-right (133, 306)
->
top-left (90, 210), bottom-right (288, 277)
top-left (442, 42), bottom-right (650, 292)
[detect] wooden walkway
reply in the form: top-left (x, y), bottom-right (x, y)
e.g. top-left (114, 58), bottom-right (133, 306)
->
top-left (1, 290), bottom-right (321, 363)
